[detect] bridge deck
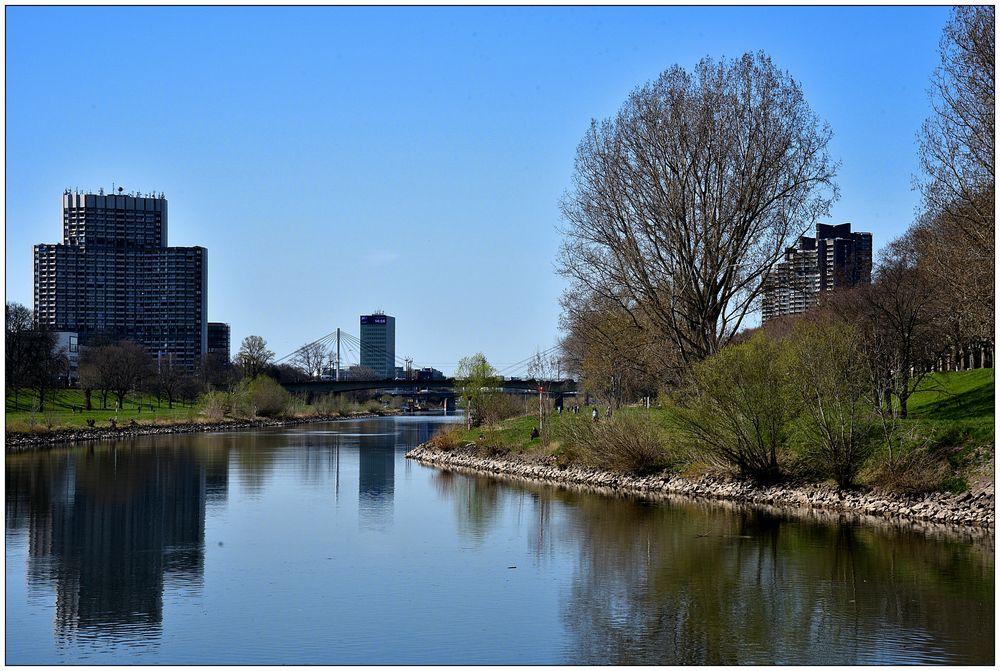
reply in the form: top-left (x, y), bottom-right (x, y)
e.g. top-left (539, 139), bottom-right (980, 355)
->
top-left (281, 378), bottom-right (578, 395)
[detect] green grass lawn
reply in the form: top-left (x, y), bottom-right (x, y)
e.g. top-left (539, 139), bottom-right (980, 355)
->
top-left (903, 369), bottom-right (995, 445)
top-left (456, 404), bottom-right (679, 457)
top-left (906, 368), bottom-right (994, 419)
top-left (6, 388), bottom-right (200, 431)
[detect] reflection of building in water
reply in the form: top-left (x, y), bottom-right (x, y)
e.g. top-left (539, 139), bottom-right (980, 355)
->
top-left (204, 452), bottom-right (230, 507)
top-left (6, 445), bottom-right (218, 641)
top-left (358, 446), bottom-right (395, 528)
top-left (356, 422), bottom-right (401, 527)
top-left (397, 421), bottom-right (435, 449)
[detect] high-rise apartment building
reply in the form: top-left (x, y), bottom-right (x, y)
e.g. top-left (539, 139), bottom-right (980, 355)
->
top-left (34, 190), bottom-right (208, 369)
top-left (762, 222), bottom-right (872, 323)
top-left (359, 312), bottom-right (395, 379)
top-left (207, 322), bottom-right (231, 362)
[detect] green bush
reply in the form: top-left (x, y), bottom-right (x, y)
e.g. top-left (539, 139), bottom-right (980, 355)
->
top-left (673, 334), bottom-right (794, 484)
top-left (214, 376), bottom-right (290, 418)
top-left (785, 320), bottom-right (878, 488)
top-left (247, 376), bottom-right (291, 417)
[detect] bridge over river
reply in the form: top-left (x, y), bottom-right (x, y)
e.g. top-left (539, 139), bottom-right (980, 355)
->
top-left (280, 378), bottom-right (578, 396)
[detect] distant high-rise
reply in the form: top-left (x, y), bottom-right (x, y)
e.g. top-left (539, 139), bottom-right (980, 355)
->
top-left (207, 322), bottom-right (231, 362)
top-left (762, 222), bottom-right (872, 323)
top-left (359, 312), bottom-right (395, 379)
top-left (33, 190), bottom-right (208, 369)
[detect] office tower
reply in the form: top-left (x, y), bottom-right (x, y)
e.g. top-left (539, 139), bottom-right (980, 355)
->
top-left (762, 222), bottom-right (873, 323)
top-left (33, 190), bottom-right (207, 369)
top-left (359, 312), bottom-right (395, 379)
top-left (207, 322), bottom-right (231, 362)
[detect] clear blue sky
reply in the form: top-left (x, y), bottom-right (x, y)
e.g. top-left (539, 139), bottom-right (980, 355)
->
top-left (5, 5), bottom-right (950, 375)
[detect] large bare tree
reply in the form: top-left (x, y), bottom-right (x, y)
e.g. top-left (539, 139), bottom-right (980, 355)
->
top-left (153, 353), bottom-right (191, 409)
top-left (918, 5), bottom-right (994, 257)
top-left (559, 52), bottom-right (837, 365)
top-left (913, 7), bottom-right (995, 343)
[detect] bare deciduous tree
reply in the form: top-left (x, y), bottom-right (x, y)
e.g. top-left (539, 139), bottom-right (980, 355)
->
top-left (910, 206), bottom-right (994, 349)
top-left (526, 349), bottom-right (559, 381)
top-left (559, 52), bottom-right (837, 365)
top-left (5, 302), bottom-right (34, 407)
top-left (199, 351), bottom-right (238, 390)
top-left (859, 240), bottom-right (947, 419)
top-left (79, 346), bottom-right (110, 409)
top-left (103, 341), bottom-right (154, 409)
top-left (153, 353), bottom-right (188, 409)
top-left (236, 335), bottom-right (274, 379)
top-left (292, 341), bottom-right (329, 378)
top-left (560, 292), bottom-right (678, 408)
top-left (918, 5), bottom-right (994, 258)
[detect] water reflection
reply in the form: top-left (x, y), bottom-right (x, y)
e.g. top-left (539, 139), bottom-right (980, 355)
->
top-left (551, 492), bottom-right (994, 665)
top-left (5, 417), bottom-right (993, 665)
top-left (359, 437), bottom-right (395, 530)
top-left (5, 417), bottom-right (444, 654)
top-left (6, 441), bottom-right (215, 645)
top-left (430, 471), bottom-right (504, 545)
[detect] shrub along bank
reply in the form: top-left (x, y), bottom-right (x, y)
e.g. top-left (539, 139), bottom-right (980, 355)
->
top-left (425, 367), bottom-right (994, 497)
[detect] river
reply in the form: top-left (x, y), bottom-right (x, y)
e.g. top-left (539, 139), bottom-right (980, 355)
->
top-left (5, 415), bottom-right (994, 664)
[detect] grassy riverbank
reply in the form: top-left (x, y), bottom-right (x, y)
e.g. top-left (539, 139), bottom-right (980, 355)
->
top-left (5, 386), bottom-right (393, 435)
top-left (431, 369), bottom-right (994, 495)
top-left (6, 389), bottom-right (200, 431)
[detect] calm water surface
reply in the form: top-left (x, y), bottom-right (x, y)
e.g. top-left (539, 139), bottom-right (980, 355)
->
top-left (5, 415), bottom-right (994, 664)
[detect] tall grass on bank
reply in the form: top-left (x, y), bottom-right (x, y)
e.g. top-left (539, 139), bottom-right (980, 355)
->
top-left (427, 424), bottom-right (464, 452)
top-left (562, 410), bottom-right (673, 475)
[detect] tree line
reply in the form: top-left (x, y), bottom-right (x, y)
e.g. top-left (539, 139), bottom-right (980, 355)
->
top-left (4, 307), bottom-right (304, 416)
top-left (555, 8), bottom-right (993, 486)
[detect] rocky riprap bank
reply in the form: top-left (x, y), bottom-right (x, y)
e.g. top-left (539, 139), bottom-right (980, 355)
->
top-left (5, 412), bottom-right (397, 452)
top-left (406, 444), bottom-right (995, 531)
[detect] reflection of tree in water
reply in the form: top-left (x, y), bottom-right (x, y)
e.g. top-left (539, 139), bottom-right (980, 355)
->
top-left (430, 471), bottom-right (503, 544)
top-left (5, 441), bottom-right (215, 646)
top-left (561, 497), bottom-right (994, 665)
top-left (229, 433), bottom-right (280, 495)
top-left (186, 433), bottom-right (229, 506)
